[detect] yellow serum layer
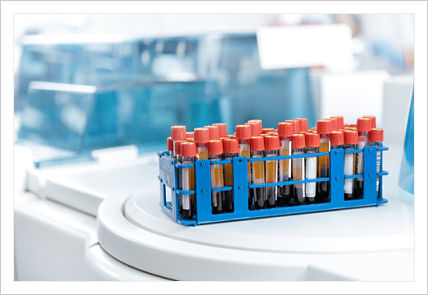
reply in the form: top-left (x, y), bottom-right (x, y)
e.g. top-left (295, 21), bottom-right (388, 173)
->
top-left (224, 163), bottom-right (233, 186)
top-left (279, 147), bottom-right (290, 177)
top-left (265, 160), bottom-right (278, 183)
top-left (182, 167), bottom-right (195, 190)
top-left (318, 141), bottom-right (330, 173)
top-left (210, 165), bottom-right (225, 188)
top-left (252, 161), bottom-right (265, 184)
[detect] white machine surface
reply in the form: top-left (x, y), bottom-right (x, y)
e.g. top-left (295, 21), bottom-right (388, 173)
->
top-left (14, 140), bottom-right (414, 281)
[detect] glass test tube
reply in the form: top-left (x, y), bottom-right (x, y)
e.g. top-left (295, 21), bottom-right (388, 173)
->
top-left (317, 120), bottom-right (332, 202)
top-left (277, 122), bottom-right (293, 206)
top-left (171, 125), bottom-right (186, 156)
top-left (208, 140), bottom-right (225, 214)
top-left (194, 127), bottom-right (209, 160)
top-left (222, 138), bottom-right (239, 212)
top-left (291, 134), bottom-right (306, 204)
top-left (343, 130), bottom-right (358, 200)
top-left (250, 136), bottom-right (265, 210)
top-left (236, 124), bottom-right (252, 184)
top-left (368, 128), bottom-right (384, 198)
top-left (355, 136), bottom-right (365, 198)
top-left (179, 142), bottom-right (197, 219)
top-left (264, 135), bottom-right (280, 208)
top-left (305, 133), bottom-right (320, 204)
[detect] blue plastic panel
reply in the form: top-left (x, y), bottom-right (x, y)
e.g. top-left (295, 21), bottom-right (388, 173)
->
top-left (158, 146), bottom-right (389, 226)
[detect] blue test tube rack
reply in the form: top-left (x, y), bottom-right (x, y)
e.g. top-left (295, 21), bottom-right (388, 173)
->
top-left (158, 145), bottom-right (388, 226)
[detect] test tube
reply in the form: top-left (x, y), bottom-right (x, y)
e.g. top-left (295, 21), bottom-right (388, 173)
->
top-left (264, 135), bottom-right (280, 208)
top-left (222, 138), bottom-right (239, 212)
top-left (178, 142), bottom-right (197, 219)
top-left (208, 140), bottom-right (225, 214)
top-left (305, 132), bottom-right (320, 204)
top-left (355, 136), bottom-right (366, 198)
top-left (368, 128), bottom-right (384, 197)
top-left (277, 122), bottom-right (294, 206)
top-left (194, 127), bottom-right (209, 160)
top-left (213, 123), bottom-right (228, 138)
top-left (291, 134), bottom-right (306, 204)
top-left (316, 119), bottom-right (333, 202)
top-left (343, 130), bottom-right (358, 200)
top-left (236, 124), bottom-right (252, 183)
top-left (249, 136), bottom-right (266, 209)
top-left (295, 118), bottom-right (308, 132)
top-left (357, 117), bottom-right (371, 144)
top-left (171, 125), bottom-right (186, 156)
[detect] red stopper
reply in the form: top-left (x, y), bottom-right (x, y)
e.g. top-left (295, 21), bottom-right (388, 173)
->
top-left (368, 128), bottom-right (384, 142)
top-left (305, 132), bottom-right (320, 147)
top-left (208, 140), bottom-right (223, 155)
top-left (249, 136), bottom-right (265, 151)
top-left (264, 135), bottom-right (281, 150)
top-left (222, 138), bottom-right (239, 154)
top-left (171, 125), bottom-right (186, 140)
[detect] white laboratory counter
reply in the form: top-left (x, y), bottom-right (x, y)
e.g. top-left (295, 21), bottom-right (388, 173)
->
top-left (14, 143), bottom-right (414, 281)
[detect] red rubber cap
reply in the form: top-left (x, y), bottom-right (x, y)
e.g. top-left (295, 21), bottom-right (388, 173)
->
top-left (174, 140), bottom-right (185, 155)
top-left (213, 123), bottom-right (227, 137)
top-left (295, 118), bottom-right (308, 131)
top-left (194, 127), bottom-right (209, 143)
top-left (262, 128), bottom-right (275, 134)
top-left (247, 120), bottom-right (263, 135)
top-left (368, 128), bottom-right (383, 142)
top-left (208, 140), bottom-right (223, 155)
top-left (330, 130), bottom-right (344, 146)
top-left (278, 122), bottom-right (294, 138)
top-left (317, 119), bottom-right (332, 134)
top-left (331, 116), bottom-right (344, 130)
top-left (236, 124), bottom-right (252, 140)
top-left (180, 141), bottom-right (197, 157)
top-left (205, 125), bottom-right (220, 140)
top-left (186, 132), bottom-right (194, 139)
top-left (291, 119), bottom-right (302, 133)
top-left (357, 117), bottom-right (371, 132)
top-left (363, 115), bottom-right (376, 128)
top-left (171, 125), bottom-right (186, 140)
top-left (246, 122), bottom-right (261, 136)
top-left (305, 132), bottom-right (320, 147)
top-left (167, 137), bottom-right (173, 152)
top-left (222, 138), bottom-right (239, 154)
top-left (249, 136), bottom-right (265, 151)
top-left (264, 135), bottom-right (281, 150)
top-left (344, 130), bottom-right (358, 145)
top-left (358, 136), bottom-right (365, 142)
top-left (291, 133), bottom-right (306, 149)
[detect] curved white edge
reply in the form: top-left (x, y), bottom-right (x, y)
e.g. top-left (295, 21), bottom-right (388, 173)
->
top-left (97, 196), bottom-right (414, 281)
top-left (125, 193), bottom-right (414, 254)
top-left (85, 244), bottom-right (168, 281)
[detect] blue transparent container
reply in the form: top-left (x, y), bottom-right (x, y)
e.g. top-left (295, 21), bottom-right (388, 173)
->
top-left (399, 91), bottom-right (414, 194)
top-left (17, 79), bottom-right (222, 166)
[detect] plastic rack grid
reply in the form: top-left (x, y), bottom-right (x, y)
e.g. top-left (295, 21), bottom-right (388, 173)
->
top-left (158, 145), bottom-right (389, 226)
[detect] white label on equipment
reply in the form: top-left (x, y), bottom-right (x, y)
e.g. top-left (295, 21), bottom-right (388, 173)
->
top-left (257, 24), bottom-right (353, 71)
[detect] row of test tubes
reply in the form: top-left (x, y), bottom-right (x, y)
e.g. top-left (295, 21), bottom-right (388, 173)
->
top-left (167, 116), bottom-right (384, 220)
